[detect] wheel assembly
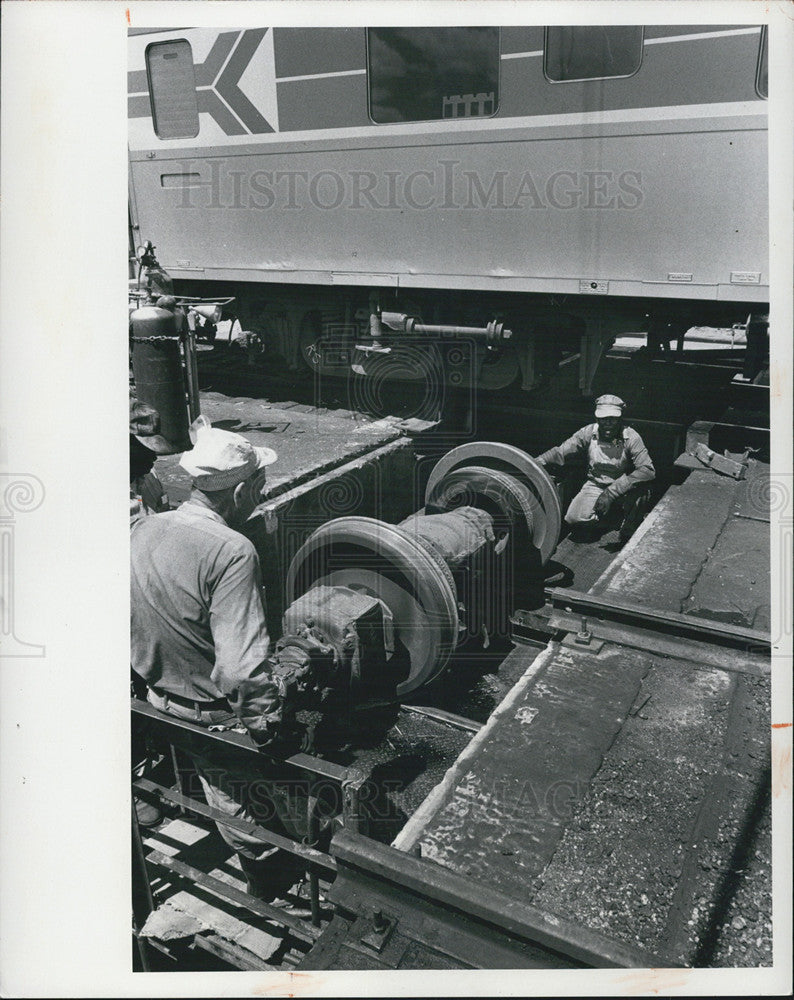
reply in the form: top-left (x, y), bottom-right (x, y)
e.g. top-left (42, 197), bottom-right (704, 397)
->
top-left (278, 442), bottom-right (562, 705)
top-left (425, 442), bottom-right (561, 564)
top-left (286, 517), bottom-right (459, 697)
top-left (426, 464), bottom-right (537, 556)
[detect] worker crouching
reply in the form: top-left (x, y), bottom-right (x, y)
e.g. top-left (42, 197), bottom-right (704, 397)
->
top-left (130, 418), bottom-right (314, 898)
top-left (536, 394), bottom-right (655, 543)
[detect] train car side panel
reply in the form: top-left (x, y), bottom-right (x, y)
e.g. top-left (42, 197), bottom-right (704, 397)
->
top-left (129, 121), bottom-right (767, 300)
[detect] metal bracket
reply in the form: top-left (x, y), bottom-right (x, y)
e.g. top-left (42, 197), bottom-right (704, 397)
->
top-left (510, 609), bottom-right (557, 646)
top-left (517, 332), bottom-right (538, 391)
top-left (562, 615), bottom-right (605, 653)
top-left (359, 909), bottom-right (395, 952)
top-left (578, 328), bottom-right (615, 394)
top-left (561, 632), bottom-right (605, 654)
top-left (353, 344), bottom-right (392, 356)
top-left (689, 441), bottom-right (748, 480)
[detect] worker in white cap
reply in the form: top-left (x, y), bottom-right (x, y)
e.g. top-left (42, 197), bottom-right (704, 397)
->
top-left (536, 394), bottom-right (655, 541)
top-left (131, 417), bottom-right (309, 898)
top-left (129, 397), bottom-right (184, 827)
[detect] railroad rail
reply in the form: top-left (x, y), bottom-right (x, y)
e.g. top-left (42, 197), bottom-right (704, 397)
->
top-left (510, 587), bottom-right (772, 663)
top-left (308, 828), bottom-right (667, 970)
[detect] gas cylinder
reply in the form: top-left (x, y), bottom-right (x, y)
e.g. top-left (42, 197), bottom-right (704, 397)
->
top-left (130, 305), bottom-right (191, 451)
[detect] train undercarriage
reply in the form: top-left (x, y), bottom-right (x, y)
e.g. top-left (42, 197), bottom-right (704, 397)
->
top-left (166, 275), bottom-right (769, 400)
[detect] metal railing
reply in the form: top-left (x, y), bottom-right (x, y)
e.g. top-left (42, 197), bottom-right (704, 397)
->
top-left (131, 698), bottom-right (365, 968)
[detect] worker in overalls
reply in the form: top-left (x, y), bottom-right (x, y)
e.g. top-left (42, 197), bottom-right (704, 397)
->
top-left (536, 394), bottom-right (655, 542)
top-left (131, 420), bottom-right (313, 899)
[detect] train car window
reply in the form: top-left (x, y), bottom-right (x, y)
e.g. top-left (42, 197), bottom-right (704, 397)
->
top-left (756, 26), bottom-right (768, 98)
top-left (544, 26), bottom-right (643, 82)
top-left (367, 27), bottom-right (499, 123)
top-left (146, 40), bottom-right (200, 139)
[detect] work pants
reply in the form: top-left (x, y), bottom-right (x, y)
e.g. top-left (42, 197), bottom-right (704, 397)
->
top-left (565, 481), bottom-right (643, 526)
top-left (147, 690), bottom-right (308, 863)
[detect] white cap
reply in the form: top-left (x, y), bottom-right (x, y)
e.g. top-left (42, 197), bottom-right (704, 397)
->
top-left (594, 394), bottom-right (625, 418)
top-left (179, 416), bottom-right (277, 491)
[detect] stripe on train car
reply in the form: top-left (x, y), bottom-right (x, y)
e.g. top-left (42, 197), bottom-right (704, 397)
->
top-left (275, 68), bottom-right (367, 84)
top-left (129, 28), bottom-right (278, 134)
top-left (643, 26), bottom-right (761, 45)
top-left (129, 26), bottom-right (765, 141)
top-left (129, 100), bottom-right (765, 151)
top-left (500, 26), bottom-right (762, 60)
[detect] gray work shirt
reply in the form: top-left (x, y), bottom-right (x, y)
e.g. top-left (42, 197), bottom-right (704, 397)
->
top-left (131, 502), bottom-right (282, 739)
top-left (537, 423), bottom-right (655, 497)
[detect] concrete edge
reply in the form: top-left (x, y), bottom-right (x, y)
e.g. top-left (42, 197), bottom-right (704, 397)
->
top-left (589, 483), bottom-right (683, 594)
top-left (391, 642), bottom-right (559, 854)
top-left (263, 423), bottom-right (405, 502)
top-left (251, 436), bottom-right (414, 527)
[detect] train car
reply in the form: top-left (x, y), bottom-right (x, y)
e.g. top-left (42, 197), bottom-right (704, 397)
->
top-left (128, 24), bottom-right (769, 392)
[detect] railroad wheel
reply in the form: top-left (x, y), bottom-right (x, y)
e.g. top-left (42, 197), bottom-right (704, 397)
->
top-left (476, 345), bottom-right (520, 391)
top-left (425, 442), bottom-right (562, 564)
top-left (426, 464), bottom-right (537, 554)
top-left (286, 517), bottom-right (459, 696)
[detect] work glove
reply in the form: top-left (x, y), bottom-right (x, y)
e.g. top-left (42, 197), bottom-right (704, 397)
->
top-left (252, 717), bottom-right (306, 756)
top-left (593, 489), bottom-right (614, 519)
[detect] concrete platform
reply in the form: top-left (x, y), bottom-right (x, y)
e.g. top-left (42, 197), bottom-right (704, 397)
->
top-left (154, 391), bottom-right (413, 507)
top-left (591, 460), bottom-right (771, 630)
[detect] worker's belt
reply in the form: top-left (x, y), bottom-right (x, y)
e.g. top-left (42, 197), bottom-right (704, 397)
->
top-left (150, 688), bottom-right (231, 713)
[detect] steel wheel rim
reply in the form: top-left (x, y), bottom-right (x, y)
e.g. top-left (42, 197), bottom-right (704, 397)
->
top-left (425, 442), bottom-right (561, 563)
top-left (426, 464), bottom-right (538, 548)
top-left (286, 517), bottom-right (459, 695)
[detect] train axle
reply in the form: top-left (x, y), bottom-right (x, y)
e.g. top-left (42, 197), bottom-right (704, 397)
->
top-left (275, 442), bottom-right (560, 702)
